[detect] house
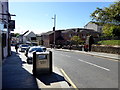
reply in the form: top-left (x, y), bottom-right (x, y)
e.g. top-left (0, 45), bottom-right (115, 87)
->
top-left (36, 33), bottom-right (44, 45)
top-left (23, 31), bottom-right (37, 45)
top-left (0, 0), bottom-right (10, 61)
top-left (40, 28), bottom-right (100, 47)
top-left (84, 21), bottom-right (103, 33)
top-left (61, 28), bottom-right (100, 44)
top-left (40, 30), bottom-right (65, 48)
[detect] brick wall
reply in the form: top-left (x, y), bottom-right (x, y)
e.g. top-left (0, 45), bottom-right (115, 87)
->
top-left (91, 45), bottom-right (120, 55)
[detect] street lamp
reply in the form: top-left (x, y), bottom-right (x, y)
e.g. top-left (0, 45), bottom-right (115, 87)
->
top-left (52, 14), bottom-right (56, 48)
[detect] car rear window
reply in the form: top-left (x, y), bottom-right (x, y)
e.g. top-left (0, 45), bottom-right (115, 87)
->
top-left (22, 45), bottom-right (29, 47)
top-left (29, 47), bottom-right (43, 53)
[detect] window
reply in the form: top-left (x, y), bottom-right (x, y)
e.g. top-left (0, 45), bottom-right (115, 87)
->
top-left (31, 37), bottom-right (36, 40)
top-left (2, 33), bottom-right (6, 47)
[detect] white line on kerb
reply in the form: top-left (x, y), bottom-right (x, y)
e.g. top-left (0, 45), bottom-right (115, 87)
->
top-left (78, 59), bottom-right (110, 71)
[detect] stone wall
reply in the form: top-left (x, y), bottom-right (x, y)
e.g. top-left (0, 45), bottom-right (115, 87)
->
top-left (62, 45), bottom-right (120, 55)
top-left (91, 45), bottom-right (120, 55)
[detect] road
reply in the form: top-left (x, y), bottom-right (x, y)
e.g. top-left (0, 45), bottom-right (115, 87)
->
top-left (52, 49), bottom-right (118, 88)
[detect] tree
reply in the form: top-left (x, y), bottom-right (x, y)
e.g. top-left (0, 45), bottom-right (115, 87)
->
top-left (91, 1), bottom-right (120, 37)
top-left (70, 36), bottom-right (83, 45)
top-left (91, 1), bottom-right (120, 25)
top-left (102, 24), bottom-right (114, 37)
top-left (102, 24), bottom-right (120, 37)
top-left (14, 33), bottom-right (20, 37)
top-left (112, 25), bottom-right (120, 36)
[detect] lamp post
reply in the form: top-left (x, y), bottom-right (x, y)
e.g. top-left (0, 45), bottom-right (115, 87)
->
top-left (52, 14), bottom-right (56, 48)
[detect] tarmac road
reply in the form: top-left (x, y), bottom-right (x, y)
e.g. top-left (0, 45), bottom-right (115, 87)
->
top-left (53, 49), bottom-right (118, 88)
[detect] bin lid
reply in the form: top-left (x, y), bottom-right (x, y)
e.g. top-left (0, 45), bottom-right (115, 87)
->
top-left (36, 52), bottom-right (49, 55)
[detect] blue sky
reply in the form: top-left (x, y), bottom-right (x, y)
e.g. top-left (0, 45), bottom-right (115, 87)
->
top-left (9, 2), bottom-right (113, 34)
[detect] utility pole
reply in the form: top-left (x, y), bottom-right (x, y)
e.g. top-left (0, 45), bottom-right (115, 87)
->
top-left (52, 14), bottom-right (56, 48)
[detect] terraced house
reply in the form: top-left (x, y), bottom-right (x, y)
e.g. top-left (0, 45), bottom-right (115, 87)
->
top-left (0, 0), bottom-right (9, 61)
top-left (0, 0), bottom-right (15, 61)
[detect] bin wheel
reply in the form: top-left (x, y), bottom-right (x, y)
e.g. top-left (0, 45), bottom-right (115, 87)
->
top-left (27, 59), bottom-right (30, 64)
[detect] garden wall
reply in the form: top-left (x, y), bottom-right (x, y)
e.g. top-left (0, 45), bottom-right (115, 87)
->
top-left (62, 45), bottom-right (120, 55)
top-left (91, 45), bottom-right (120, 55)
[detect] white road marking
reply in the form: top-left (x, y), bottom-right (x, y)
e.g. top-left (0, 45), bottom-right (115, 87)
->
top-left (65, 55), bottom-right (71, 57)
top-left (59, 54), bottom-right (71, 57)
top-left (78, 59), bottom-right (110, 71)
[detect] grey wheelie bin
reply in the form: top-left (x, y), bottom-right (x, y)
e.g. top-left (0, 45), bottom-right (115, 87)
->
top-left (33, 51), bottom-right (52, 76)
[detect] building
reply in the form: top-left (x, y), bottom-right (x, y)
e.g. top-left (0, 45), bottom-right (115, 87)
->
top-left (0, 0), bottom-right (9, 61)
top-left (0, 0), bottom-right (15, 61)
top-left (40, 30), bottom-right (64, 48)
top-left (40, 28), bottom-right (100, 48)
top-left (23, 31), bottom-right (37, 44)
top-left (84, 21), bottom-right (103, 33)
top-left (18, 31), bottom-right (38, 45)
top-left (36, 33), bottom-right (44, 45)
top-left (61, 28), bottom-right (100, 45)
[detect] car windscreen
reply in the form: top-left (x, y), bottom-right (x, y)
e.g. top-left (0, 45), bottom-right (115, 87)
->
top-left (22, 45), bottom-right (29, 47)
top-left (29, 47), bottom-right (43, 53)
top-left (42, 48), bottom-right (46, 52)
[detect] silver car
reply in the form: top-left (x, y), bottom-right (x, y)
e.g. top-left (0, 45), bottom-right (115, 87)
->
top-left (26, 46), bottom-right (46, 64)
top-left (19, 44), bottom-right (30, 52)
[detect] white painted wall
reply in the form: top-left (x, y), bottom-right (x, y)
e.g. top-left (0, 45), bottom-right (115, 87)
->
top-left (84, 22), bottom-right (98, 32)
top-left (0, 1), bottom-right (2, 63)
top-left (0, 2), bottom-right (3, 89)
top-left (84, 22), bottom-right (103, 33)
top-left (0, 1), bottom-right (9, 59)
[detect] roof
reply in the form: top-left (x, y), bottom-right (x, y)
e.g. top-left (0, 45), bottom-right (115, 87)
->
top-left (84, 21), bottom-right (103, 27)
top-left (24, 31), bottom-right (36, 37)
top-left (61, 28), bottom-right (98, 33)
top-left (41, 30), bottom-right (65, 35)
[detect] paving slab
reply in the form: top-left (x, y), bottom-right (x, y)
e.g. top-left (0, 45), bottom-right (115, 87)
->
top-left (35, 67), bottom-right (70, 89)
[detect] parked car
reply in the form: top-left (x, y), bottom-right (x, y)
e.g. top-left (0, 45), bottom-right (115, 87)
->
top-left (26, 46), bottom-right (47, 64)
top-left (19, 44), bottom-right (30, 52)
top-left (25, 46), bottom-right (46, 57)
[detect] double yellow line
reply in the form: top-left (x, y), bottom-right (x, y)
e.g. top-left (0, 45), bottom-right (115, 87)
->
top-left (60, 69), bottom-right (79, 90)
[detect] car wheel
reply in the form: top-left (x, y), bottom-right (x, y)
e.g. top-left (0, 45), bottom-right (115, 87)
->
top-left (27, 58), bottom-right (32, 64)
top-left (27, 59), bottom-right (30, 64)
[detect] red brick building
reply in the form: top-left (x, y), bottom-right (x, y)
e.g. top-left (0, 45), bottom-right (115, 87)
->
top-left (40, 28), bottom-right (100, 47)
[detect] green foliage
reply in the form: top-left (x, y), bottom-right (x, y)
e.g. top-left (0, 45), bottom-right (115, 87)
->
top-left (91, 1), bottom-right (120, 25)
top-left (112, 25), bottom-right (120, 36)
top-left (91, 2), bottom-right (120, 37)
top-left (98, 40), bottom-right (120, 46)
top-left (102, 24), bottom-right (114, 36)
top-left (70, 36), bottom-right (83, 45)
top-left (15, 33), bottom-right (20, 37)
top-left (102, 24), bottom-right (120, 37)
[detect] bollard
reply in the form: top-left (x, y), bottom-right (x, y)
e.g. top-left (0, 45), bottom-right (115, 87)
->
top-left (49, 51), bottom-right (52, 74)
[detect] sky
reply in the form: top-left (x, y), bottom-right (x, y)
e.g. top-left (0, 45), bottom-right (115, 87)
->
top-left (9, 2), bottom-right (114, 34)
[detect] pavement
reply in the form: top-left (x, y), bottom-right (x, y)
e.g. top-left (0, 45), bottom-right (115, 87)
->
top-left (2, 47), bottom-right (70, 89)
top-left (53, 48), bottom-right (120, 61)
